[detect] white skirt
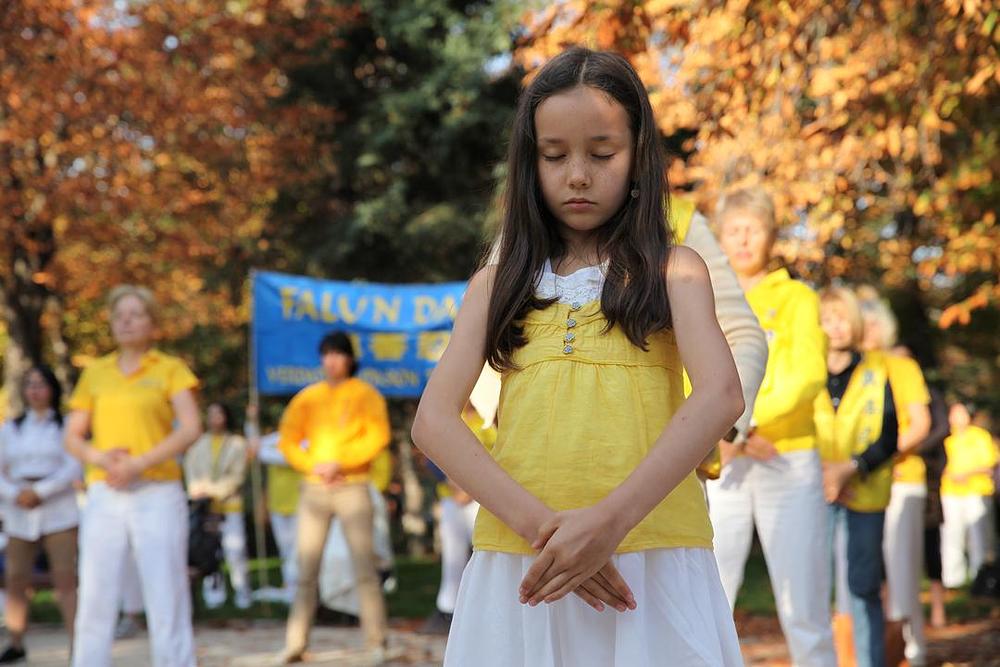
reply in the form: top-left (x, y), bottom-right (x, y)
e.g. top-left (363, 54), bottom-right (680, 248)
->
top-left (444, 548), bottom-right (743, 666)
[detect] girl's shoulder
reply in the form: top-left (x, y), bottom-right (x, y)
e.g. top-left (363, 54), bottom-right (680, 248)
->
top-left (460, 264), bottom-right (500, 312)
top-left (665, 245), bottom-right (711, 287)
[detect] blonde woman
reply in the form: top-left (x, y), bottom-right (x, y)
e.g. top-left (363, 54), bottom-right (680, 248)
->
top-left (817, 287), bottom-right (898, 667)
top-left (858, 291), bottom-right (932, 665)
top-left (712, 187), bottom-right (836, 666)
top-left (65, 286), bottom-right (202, 667)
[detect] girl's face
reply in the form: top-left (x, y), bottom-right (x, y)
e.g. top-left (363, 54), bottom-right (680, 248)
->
top-left (718, 210), bottom-right (774, 277)
top-left (207, 404), bottom-right (228, 433)
top-left (820, 302), bottom-right (855, 352)
top-left (24, 370), bottom-right (53, 412)
top-left (111, 294), bottom-right (155, 348)
top-left (535, 85), bottom-right (633, 238)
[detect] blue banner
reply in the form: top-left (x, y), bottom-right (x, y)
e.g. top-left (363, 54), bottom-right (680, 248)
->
top-left (252, 271), bottom-right (467, 398)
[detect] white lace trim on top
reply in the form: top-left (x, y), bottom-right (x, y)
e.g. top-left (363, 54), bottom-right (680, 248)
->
top-left (535, 259), bottom-right (607, 305)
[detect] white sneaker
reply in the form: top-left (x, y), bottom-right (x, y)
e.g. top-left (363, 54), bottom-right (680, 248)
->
top-left (202, 574), bottom-right (227, 609)
top-left (235, 588), bottom-right (252, 610)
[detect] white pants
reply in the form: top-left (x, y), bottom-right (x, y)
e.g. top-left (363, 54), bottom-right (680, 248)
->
top-left (884, 482), bottom-right (927, 664)
top-left (319, 484), bottom-right (394, 614)
top-left (436, 498), bottom-right (479, 614)
top-left (707, 449), bottom-right (836, 667)
top-left (221, 511), bottom-right (250, 594)
top-left (941, 494), bottom-right (995, 588)
top-left (270, 512), bottom-right (299, 594)
top-left (74, 482), bottom-right (195, 667)
top-left (120, 547), bottom-right (145, 614)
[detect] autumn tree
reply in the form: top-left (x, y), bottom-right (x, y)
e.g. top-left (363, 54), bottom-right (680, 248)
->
top-left (0, 0), bottom-right (351, 407)
top-left (516, 0), bottom-right (999, 408)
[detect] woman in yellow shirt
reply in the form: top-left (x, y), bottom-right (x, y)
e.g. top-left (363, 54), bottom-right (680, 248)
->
top-left (817, 287), bottom-right (898, 667)
top-left (184, 402), bottom-right (250, 610)
top-left (65, 285), bottom-right (202, 667)
top-left (712, 187), bottom-right (837, 666)
top-left (940, 403), bottom-right (999, 588)
top-left (857, 292), bottom-right (932, 665)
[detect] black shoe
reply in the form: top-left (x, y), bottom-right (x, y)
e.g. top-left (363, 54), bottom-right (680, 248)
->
top-left (0, 645), bottom-right (26, 664)
top-left (417, 610), bottom-right (453, 635)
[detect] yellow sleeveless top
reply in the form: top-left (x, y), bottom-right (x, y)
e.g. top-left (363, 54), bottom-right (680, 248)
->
top-left (814, 351), bottom-right (892, 512)
top-left (472, 298), bottom-right (714, 554)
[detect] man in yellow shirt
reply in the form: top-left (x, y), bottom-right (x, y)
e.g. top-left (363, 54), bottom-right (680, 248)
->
top-left (940, 403), bottom-right (999, 588)
top-left (279, 332), bottom-right (390, 663)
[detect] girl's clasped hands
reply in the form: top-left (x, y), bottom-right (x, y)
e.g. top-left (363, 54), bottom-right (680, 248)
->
top-left (519, 504), bottom-right (637, 614)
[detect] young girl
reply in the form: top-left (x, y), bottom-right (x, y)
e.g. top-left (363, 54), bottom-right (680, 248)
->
top-left (412, 47), bottom-right (745, 666)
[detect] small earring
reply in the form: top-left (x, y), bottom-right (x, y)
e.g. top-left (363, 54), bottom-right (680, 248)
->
top-left (630, 188), bottom-right (639, 199)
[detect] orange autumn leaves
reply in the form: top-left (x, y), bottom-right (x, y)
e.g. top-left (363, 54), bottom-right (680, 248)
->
top-left (515, 0), bottom-right (999, 325)
top-left (0, 0), bottom-right (354, 351)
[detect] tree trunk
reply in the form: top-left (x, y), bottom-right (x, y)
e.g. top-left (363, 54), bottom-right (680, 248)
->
top-left (1, 221), bottom-right (59, 414)
top-left (45, 293), bottom-right (73, 390)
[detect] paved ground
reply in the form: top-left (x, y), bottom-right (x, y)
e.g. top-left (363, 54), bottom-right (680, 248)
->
top-left (13, 621), bottom-right (446, 666)
top-left (12, 615), bottom-right (1000, 665)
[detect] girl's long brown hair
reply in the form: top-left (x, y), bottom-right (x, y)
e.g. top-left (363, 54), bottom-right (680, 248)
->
top-left (484, 47), bottom-right (673, 372)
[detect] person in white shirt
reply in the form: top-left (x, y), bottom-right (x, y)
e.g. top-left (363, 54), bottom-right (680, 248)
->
top-left (0, 366), bottom-right (82, 663)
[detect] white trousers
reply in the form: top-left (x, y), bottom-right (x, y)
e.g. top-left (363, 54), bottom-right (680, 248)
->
top-left (270, 511), bottom-right (299, 594)
top-left (319, 484), bottom-right (394, 614)
top-left (941, 494), bottom-right (995, 588)
top-left (707, 449), bottom-right (836, 667)
top-left (221, 511), bottom-right (250, 594)
top-left (883, 482), bottom-right (927, 664)
top-left (119, 546), bottom-right (145, 614)
top-left (74, 482), bottom-right (195, 667)
top-left (436, 498), bottom-right (480, 614)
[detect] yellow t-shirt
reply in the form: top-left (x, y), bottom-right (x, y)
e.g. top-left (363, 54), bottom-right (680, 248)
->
top-left (942, 426), bottom-right (998, 497)
top-left (473, 301), bottom-right (712, 554)
top-left (886, 355), bottom-right (931, 484)
top-left (267, 465), bottom-right (302, 515)
top-left (746, 269), bottom-right (827, 454)
top-left (278, 378), bottom-right (391, 484)
top-left (69, 349), bottom-right (199, 484)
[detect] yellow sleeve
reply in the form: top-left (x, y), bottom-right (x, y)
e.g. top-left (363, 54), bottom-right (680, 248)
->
top-left (68, 366), bottom-right (95, 412)
top-left (752, 289), bottom-right (827, 426)
top-left (278, 391), bottom-right (314, 474)
top-left (167, 359), bottom-right (200, 397)
top-left (338, 386), bottom-right (391, 469)
top-left (886, 357), bottom-right (930, 409)
top-left (984, 432), bottom-right (1000, 468)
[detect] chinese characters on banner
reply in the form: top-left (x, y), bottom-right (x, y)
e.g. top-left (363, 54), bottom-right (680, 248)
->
top-left (252, 271), bottom-right (466, 398)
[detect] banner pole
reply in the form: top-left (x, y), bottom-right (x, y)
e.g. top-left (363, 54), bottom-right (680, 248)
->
top-left (247, 270), bottom-right (271, 598)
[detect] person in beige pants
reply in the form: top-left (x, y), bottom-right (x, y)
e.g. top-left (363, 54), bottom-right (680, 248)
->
top-left (277, 332), bottom-right (391, 664)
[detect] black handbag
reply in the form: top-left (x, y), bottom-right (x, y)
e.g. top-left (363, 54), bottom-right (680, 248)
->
top-left (187, 498), bottom-right (222, 579)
